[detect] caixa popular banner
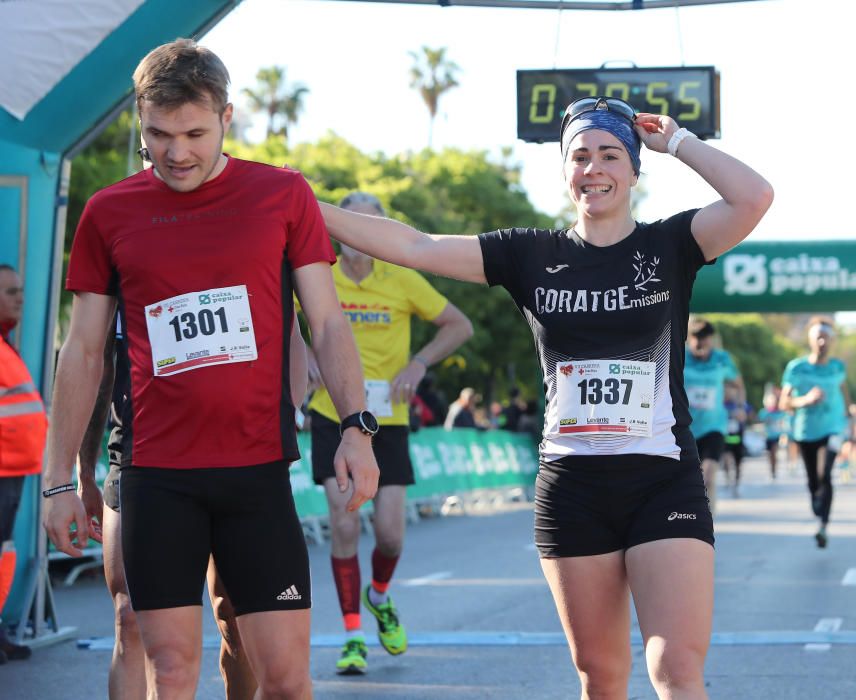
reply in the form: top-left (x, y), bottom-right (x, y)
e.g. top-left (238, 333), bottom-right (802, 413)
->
top-left (692, 241), bottom-right (856, 312)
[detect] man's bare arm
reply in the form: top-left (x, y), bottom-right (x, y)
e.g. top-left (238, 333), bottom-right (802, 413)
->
top-left (391, 302), bottom-right (473, 403)
top-left (43, 292), bottom-right (116, 555)
top-left (77, 328), bottom-right (115, 482)
top-left (288, 313), bottom-right (309, 407)
top-left (293, 262), bottom-right (378, 510)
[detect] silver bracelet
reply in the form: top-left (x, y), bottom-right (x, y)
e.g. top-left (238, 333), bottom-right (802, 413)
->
top-left (667, 127), bottom-right (694, 157)
top-left (412, 354), bottom-right (430, 367)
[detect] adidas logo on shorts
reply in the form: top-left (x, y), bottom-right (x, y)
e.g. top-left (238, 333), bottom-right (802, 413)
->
top-left (277, 585), bottom-right (302, 601)
top-left (667, 512), bottom-right (697, 521)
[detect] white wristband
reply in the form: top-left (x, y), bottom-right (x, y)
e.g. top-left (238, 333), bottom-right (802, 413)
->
top-left (667, 127), bottom-right (694, 157)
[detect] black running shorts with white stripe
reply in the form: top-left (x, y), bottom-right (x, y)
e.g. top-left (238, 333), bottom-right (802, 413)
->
top-left (121, 459), bottom-right (310, 614)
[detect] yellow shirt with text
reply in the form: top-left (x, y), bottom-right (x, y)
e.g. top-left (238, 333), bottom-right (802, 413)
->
top-left (308, 258), bottom-right (448, 426)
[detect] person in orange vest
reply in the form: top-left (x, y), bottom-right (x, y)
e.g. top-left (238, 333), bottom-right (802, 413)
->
top-left (0, 264), bottom-right (47, 663)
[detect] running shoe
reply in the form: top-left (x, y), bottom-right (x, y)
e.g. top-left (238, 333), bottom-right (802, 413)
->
top-left (362, 586), bottom-right (408, 655)
top-left (335, 637), bottom-right (368, 675)
top-left (815, 528), bottom-right (828, 549)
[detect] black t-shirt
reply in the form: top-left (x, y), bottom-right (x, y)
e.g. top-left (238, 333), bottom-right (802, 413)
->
top-left (479, 209), bottom-right (706, 463)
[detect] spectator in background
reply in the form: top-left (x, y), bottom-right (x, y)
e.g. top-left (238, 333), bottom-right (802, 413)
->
top-left (758, 385), bottom-right (789, 480)
top-left (415, 373), bottom-right (446, 427)
top-left (501, 388), bottom-right (526, 432)
top-left (516, 399), bottom-right (541, 440)
top-left (722, 384), bottom-right (752, 498)
top-left (489, 401), bottom-right (505, 430)
top-left (444, 387), bottom-right (478, 429)
top-left (0, 264), bottom-right (46, 663)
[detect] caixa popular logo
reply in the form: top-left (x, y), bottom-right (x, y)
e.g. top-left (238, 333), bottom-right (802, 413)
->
top-left (723, 254), bottom-right (767, 295)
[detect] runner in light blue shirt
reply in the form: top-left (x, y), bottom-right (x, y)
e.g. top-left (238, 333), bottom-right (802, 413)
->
top-left (757, 386), bottom-right (789, 480)
top-left (684, 318), bottom-right (744, 513)
top-left (780, 316), bottom-right (853, 548)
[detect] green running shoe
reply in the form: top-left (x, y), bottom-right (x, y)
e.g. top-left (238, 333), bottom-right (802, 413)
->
top-left (335, 637), bottom-right (368, 675)
top-left (362, 586), bottom-right (407, 655)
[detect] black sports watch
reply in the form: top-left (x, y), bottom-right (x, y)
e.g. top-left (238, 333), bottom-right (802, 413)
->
top-left (339, 410), bottom-right (379, 437)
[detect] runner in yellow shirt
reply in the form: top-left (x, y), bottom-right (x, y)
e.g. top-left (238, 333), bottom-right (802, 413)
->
top-left (306, 192), bottom-right (473, 675)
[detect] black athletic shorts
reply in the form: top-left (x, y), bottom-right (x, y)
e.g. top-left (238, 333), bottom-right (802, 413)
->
top-left (765, 438), bottom-right (780, 452)
top-left (695, 432), bottom-right (725, 462)
top-left (534, 454), bottom-right (714, 558)
top-left (103, 425), bottom-right (123, 512)
top-left (310, 411), bottom-right (414, 487)
top-left (120, 460), bottom-right (310, 614)
top-left (0, 476), bottom-right (25, 542)
top-left (724, 440), bottom-right (745, 464)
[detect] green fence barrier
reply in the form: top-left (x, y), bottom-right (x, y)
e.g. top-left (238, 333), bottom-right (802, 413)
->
top-left (290, 427), bottom-right (539, 517)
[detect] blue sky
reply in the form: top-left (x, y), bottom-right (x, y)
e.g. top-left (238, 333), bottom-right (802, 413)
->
top-left (205, 0), bottom-right (850, 240)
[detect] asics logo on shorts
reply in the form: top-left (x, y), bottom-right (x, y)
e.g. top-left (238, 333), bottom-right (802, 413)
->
top-left (277, 585), bottom-right (302, 601)
top-left (667, 512), bottom-right (697, 521)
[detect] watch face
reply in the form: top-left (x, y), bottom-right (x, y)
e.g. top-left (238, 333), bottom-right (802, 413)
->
top-left (361, 411), bottom-right (379, 433)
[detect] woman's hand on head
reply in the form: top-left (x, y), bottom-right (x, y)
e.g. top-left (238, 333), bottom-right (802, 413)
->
top-left (634, 113), bottom-right (679, 153)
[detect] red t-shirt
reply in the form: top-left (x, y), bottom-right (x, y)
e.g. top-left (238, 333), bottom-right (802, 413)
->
top-left (66, 158), bottom-right (335, 468)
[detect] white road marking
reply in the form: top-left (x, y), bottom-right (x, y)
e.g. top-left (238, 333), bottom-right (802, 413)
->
top-left (841, 568), bottom-right (856, 586)
top-left (804, 617), bottom-right (842, 652)
top-left (80, 629), bottom-right (856, 651)
top-left (402, 571), bottom-right (452, 586)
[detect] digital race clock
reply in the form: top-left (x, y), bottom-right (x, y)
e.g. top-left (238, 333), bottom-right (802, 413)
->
top-left (517, 66), bottom-right (720, 143)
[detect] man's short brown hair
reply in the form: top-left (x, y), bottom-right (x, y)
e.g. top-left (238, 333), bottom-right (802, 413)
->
top-left (133, 38), bottom-right (230, 114)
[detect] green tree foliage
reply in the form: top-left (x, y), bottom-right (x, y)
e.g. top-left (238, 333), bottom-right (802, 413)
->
top-left (241, 66), bottom-right (308, 140)
top-left (408, 47), bottom-right (460, 149)
top-left (823, 327), bottom-right (856, 400)
top-left (61, 108), bottom-right (140, 329)
top-left (706, 313), bottom-right (803, 409)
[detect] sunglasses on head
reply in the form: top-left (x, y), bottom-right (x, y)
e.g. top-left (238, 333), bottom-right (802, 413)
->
top-left (559, 96), bottom-right (637, 144)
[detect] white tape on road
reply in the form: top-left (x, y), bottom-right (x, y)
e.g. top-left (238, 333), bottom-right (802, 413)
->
top-left (841, 568), bottom-right (856, 586)
top-left (805, 618), bottom-right (842, 652)
top-left (80, 629), bottom-right (856, 651)
top-left (402, 571), bottom-right (452, 586)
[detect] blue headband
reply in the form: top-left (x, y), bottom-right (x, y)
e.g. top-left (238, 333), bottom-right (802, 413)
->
top-left (561, 110), bottom-right (641, 176)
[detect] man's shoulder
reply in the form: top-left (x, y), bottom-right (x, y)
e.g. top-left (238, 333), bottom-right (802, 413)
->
top-left (369, 260), bottom-right (428, 290)
top-left (88, 170), bottom-right (150, 207)
top-left (232, 158), bottom-right (306, 185)
top-left (713, 348), bottom-right (735, 364)
top-left (785, 356), bottom-right (808, 372)
top-left (831, 357), bottom-right (847, 371)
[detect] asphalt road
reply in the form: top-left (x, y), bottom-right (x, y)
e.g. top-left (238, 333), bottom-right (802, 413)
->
top-left (4, 453), bottom-right (856, 699)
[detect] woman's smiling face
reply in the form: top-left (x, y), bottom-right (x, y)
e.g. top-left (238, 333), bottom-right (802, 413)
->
top-left (563, 129), bottom-right (637, 217)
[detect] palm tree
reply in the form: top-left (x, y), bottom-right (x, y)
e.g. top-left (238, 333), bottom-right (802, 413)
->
top-left (241, 66), bottom-right (309, 140)
top-left (408, 47), bottom-right (460, 148)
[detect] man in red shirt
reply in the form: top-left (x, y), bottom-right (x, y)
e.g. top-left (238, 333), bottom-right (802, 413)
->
top-left (42, 39), bottom-right (378, 699)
